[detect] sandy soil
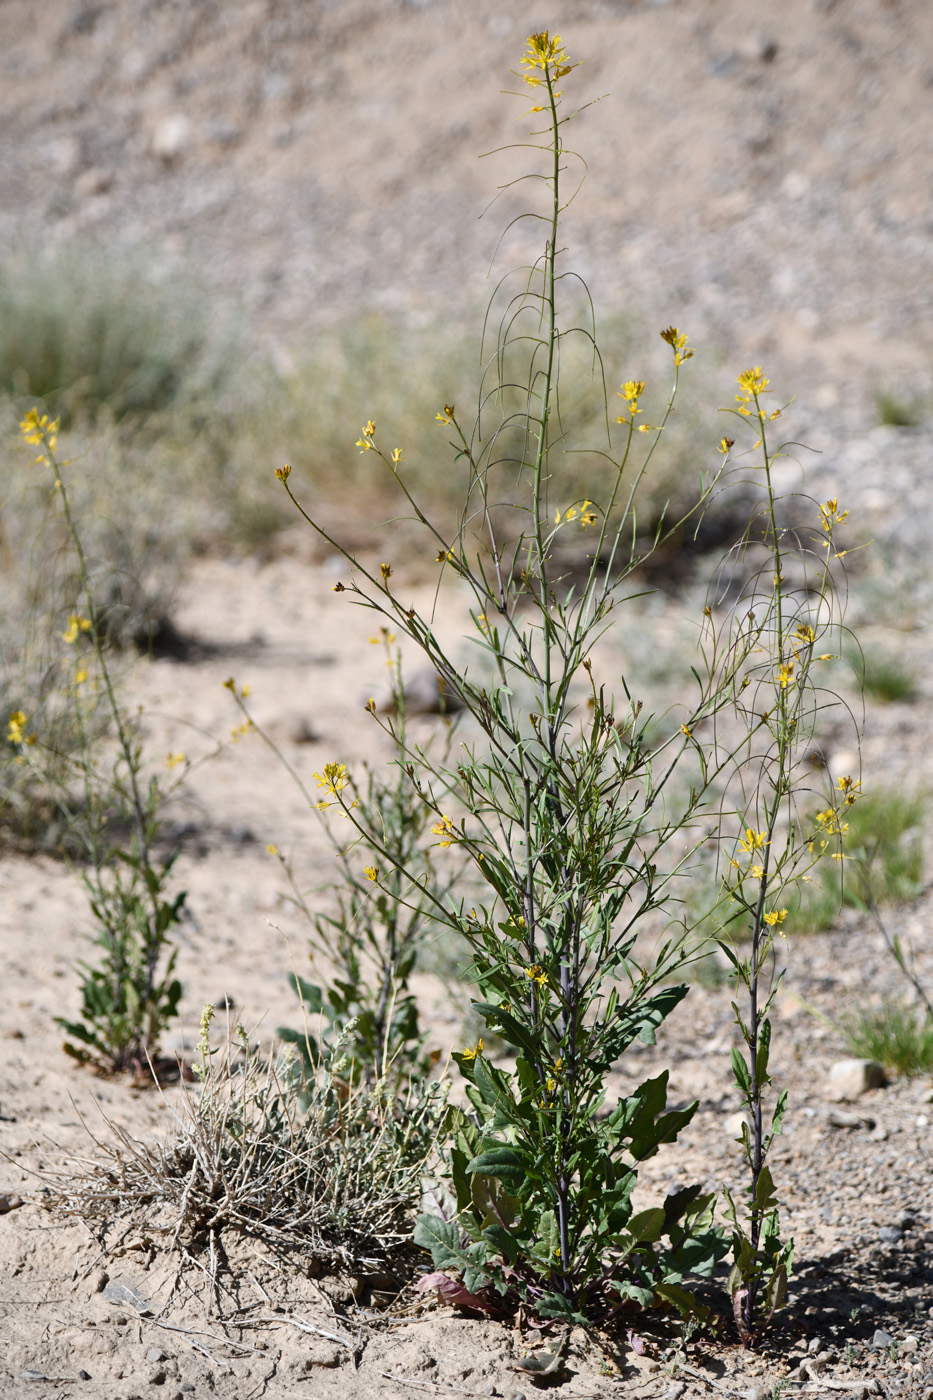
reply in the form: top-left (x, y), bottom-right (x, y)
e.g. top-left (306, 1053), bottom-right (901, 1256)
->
top-left (1, 2), bottom-right (932, 1397)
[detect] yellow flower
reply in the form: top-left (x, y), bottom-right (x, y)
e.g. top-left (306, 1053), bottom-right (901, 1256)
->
top-left (274, 464), bottom-right (291, 482)
top-left (680, 724), bottom-right (692, 737)
top-left (355, 421), bottom-right (376, 451)
top-left (660, 326), bottom-right (694, 365)
top-left (818, 497), bottom-right (849, 532)
top-left (736, 366), bottom-right (771, 397)
top-left (738, 827), bottom-right (769, 855)
top-left (6, 710), bottom-right (28, 744)
top-left (266, 844), bottom-right (280, 856)
top-left (777, 661), bottom-right (794, 689)
top-left (618, 380), bottom-right (645, 418)
top-left (364, 865), bottom-right (378, 882)
top-left (764, 908), bottom-right (787, 927)
top-left (380, 562), bottom-right (393, 581)
top-left (750, 863), bottom-right (764, 880)
top-left (62, 614), bottom-right (92, 644)
top-left (460, 1037), bottom-right (484, 1061)
top-left (431, 815), bottom-right (459, 847)
top-left (521, 30), bottom-right (571, 81)
top-left (314, 761), bottom-right (350, 797)
top-left (719, 436), bottom-right (735, 454)
top-left (795, 623), bottom-right (815, 644)
top-left (392, 447), bottom-right (405, 463)
top-left (20, 408), bottom-right (60, 453)
top-left (524, 963), bottom-right (547, 988)
top-left (166, 751), bottom-right (185, 769)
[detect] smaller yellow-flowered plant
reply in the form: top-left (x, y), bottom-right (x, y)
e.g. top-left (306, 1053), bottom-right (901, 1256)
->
top-left (461, 1038), bottom-right (484, 1061)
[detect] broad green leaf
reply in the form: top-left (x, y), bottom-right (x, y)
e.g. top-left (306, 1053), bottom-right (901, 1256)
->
top-left (626, 1207), bottom-right (665, 1245)
top-left (731, 1046), bottom-right (751, 1095)
top-left (412, 1214), bottom-right (461, 1267)
top-left (466, 1145), bottom-right (528, 1187)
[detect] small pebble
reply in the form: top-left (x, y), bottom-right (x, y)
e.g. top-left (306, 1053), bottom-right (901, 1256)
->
top-left (808, 1337), bottom-right (823, 1353)
top-left (146, 1348), bottom-right (168, 1363)
top-left (872, 1328), bottom-right (894, 1349)
top-left (0, 1192), bottom-right (24, 1213)
top-left (902, 1335), bottom-right (919, 1354)
top-left (102, 1279), bottom-right (152, 1314)
top-left (879, 1225), bottom-right (903, 1243)
top-left (827, 1107), bottom-right (867, 1129)
top-left (78, 1372), bottom-right (91, 1382)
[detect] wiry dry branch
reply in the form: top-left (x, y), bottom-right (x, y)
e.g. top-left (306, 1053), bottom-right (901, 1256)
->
top-left (41, 1033), bottom-right (448, 1285)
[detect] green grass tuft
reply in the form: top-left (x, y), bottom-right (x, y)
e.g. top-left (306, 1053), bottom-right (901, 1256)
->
top-left (840, 999), bottom-right (933, 1077)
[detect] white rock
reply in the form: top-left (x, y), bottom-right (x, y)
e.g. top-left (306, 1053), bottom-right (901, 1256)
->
top-left (827, 1059), bottom-right (887, 1101)
top-left (151, 114), bottom-right (192, 162)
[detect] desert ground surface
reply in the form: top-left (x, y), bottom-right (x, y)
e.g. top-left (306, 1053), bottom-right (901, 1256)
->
top-left (0, 2), bottom-right (932, 1398)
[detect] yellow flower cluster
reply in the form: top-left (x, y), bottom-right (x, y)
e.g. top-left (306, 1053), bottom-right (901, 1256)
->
top-left (615, 379), bottom-right (645, 423)
top-left (435, 404), bottom-right (455, 425)
top-left (524, 963), bottom-right (548, 988)
top-left (738, 827), bottom-right (769, 856)
top-left (355, 420), bottom-right (376, 452)
top-left (20, 408), bottom-right (59, 461)
top-left (660, 326), bottom-right (694, 367)
top-left (521, 30), bottom-right (572, 82)
top-left (6, 710), bottom-right (35, 746)
top-left (461, 1037), bottom-right (484, 1061)
top-left (313, 761), bottom-right (353, 810)
top-left (62, 614), bottom-right (92, 645)
top-left (554, 499), bottom-right (598, 527)
top-left (818, 497), bottom-right (849, 538)
top-left (735, 366), bottom-right (782, 425)
top-left (431, 814), bottom-right (459, 848)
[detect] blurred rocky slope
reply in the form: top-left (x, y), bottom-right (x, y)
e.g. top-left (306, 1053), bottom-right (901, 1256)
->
top-left (1, 0), bottom-right (930, 413)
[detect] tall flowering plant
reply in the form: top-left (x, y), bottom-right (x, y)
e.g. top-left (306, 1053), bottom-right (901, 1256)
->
top-left (274, 33), bottom-right (852, 1327)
